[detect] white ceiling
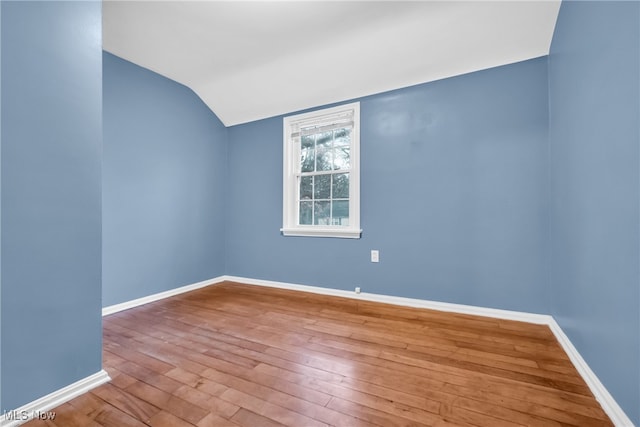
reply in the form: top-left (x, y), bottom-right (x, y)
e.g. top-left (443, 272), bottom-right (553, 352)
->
top-left (103, 1), bottom-right (561, 127)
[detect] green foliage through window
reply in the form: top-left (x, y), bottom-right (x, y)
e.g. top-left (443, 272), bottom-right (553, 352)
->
top-left (298, 127), bottom-right (351, 226)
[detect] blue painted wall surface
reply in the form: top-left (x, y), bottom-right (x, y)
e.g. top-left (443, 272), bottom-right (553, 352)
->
top-left (548, 1), bottom-right (640, 423)
top-left (227, 57), bottom-right (550, 313)
top-left (102, 52), bottom-right (227, 307)
top-left (0, 1), bottom-right (102, 411)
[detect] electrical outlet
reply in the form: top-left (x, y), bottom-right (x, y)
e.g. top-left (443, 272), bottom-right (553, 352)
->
top-left (371, 250), bottom-right (379, 263)
top-left (355, 287), bottom-right (361, 294)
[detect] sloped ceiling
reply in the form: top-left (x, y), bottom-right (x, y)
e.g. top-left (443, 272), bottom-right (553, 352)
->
top-left (103, 1), bottom-right (561, 126)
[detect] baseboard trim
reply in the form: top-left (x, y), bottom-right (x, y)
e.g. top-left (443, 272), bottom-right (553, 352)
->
top-left (98, 274), bottom-right (633, 426)
top-left (223, 275), bottom-right (634, 427)
top-left (0, 370), bottom-right (110, 427)
top-left (547, 319), bottom-right (635, 427)
top-left (222, 275), bottom-right (552, 324)
top-left (102, 276), bottom-right (227, 316)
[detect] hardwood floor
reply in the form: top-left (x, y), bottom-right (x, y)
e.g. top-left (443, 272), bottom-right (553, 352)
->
top-left (25, 281), bottom-right (613, 426)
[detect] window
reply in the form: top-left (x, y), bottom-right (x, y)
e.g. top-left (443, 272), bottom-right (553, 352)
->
top-left (282, 102), bottom-right (361, 238)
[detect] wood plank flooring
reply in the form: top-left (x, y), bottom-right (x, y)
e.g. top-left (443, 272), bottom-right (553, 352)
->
top-left (24, 281), bottom-right (613, 426)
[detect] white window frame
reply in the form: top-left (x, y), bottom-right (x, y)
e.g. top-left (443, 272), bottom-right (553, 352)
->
top-left (282, 102), bottom-right (361, 239)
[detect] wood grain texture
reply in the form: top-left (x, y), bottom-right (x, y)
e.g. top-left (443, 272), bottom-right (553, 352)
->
top-left (24, 281), bottom-right (613, 426)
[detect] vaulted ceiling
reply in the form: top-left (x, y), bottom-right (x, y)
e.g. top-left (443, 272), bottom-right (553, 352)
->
top-left (103, 1), bottom-right (561, 126)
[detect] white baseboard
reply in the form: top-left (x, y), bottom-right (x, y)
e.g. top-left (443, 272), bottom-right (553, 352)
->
top-left (0, 370), bottom-right (110, 427)
top-left (102, 276), bottom-right (227, 316)
top-left (99, 274), bottom-right (633, 426)
top-left (547, 319), bottom-right (635, 427)
top-left (223, 275), bottom-right (634, 427)
top-left (222, 275), bottom-right (552, 324)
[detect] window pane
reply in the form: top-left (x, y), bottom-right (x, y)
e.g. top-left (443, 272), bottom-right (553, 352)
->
top-left (300, 176), bottom-right (312, 200)
top-left (334, 128), bottom-right (351, 146)
top-left (299, 201), bottom-right (312, 225)
top-left (332, 173), bottom-right (349, 199)
top-left (314, 174), bottom-right (331, 199)
top-left (301, 135), bottom-right (315, 173)
top-left (314, 201), bottom-right (330, 225)
top-left (332, 146), bottom-right (350, 170)
top-left (315, 132), bottom-right (333, 171)
top-left (332, 201), bottom-right (349, 226)
top-left (316, 131), bottom-right (333, 146)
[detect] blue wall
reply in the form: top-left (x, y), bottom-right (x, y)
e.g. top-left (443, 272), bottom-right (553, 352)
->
top-left (1, 1), bottom-right (636, 420)
top-left (1, 1), bottom-right (102, 411)
top-left (548, 1), bottom-right (640, 424)
top-left (102, 52), bottom-right (227, 307)
top-left (227, 57), bottom-right (550, 314)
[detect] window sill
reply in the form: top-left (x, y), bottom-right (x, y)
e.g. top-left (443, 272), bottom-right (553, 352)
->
top-left (281, 227), bottom-right (362, 239)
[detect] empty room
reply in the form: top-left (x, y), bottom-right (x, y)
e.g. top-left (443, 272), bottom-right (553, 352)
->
top-left (1, 0), bottom-right (639, 426)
